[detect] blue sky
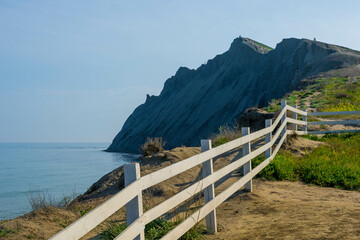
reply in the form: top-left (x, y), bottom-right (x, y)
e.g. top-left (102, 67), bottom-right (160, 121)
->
top-left (1, 0), bottom-right (360, 142)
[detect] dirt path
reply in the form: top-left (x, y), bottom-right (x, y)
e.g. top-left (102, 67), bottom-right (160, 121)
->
top-left (207, 180), bottom-right (360, 240)
top-left (294, 91), bottom-right (360, 132)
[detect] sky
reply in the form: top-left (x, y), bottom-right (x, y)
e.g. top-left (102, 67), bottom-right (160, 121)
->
top-left (1, 0), bottom-right (360, 143)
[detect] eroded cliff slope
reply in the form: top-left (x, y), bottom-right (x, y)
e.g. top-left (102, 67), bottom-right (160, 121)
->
top-left (108, 37), bottom-right (360, 153)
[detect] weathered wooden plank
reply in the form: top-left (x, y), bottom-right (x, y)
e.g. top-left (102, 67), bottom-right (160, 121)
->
top-left (252, 123), bottom-right (288, 177)
top-left (272, 118), bottom-right (287, 142)
top-left (124, 163), bottom-right (144, 240)
top-left (308, 110), bottom-right (360, 116)
top-left (49, 179), bottom-right (142, 240)
top-left (307, 129), bottom-right (360, 135)
top-left (114, 216), bottom-right (146, 240)
top-left (292, 105), bottom-right (298, 131)
top-left (302, 109), bottom-right (307, 132)
top-left (281, 100), bottom-right (287, 141)
top-left (201, 140), bottom-right (217, 234)
top-left (307, 120), bottom-right (360, 126)
top-left (252, 133), bottom-right (287, 177)
top-left (272, 105), bottom-right (288, 129)
top-left (286, 130), bottom-right (308, 135)
top-left (287, 105), bottom-right (307, 116)
top-left (272, 130), bottom-right (287, 158)
top-left (287, 118), bottom-right (307, 126)
top-left (242, 127), bottom-right (252, 192)
top-left (265, 119), bottom-right (272, 159)
top-left (251, 157), bottom-right (270, 177)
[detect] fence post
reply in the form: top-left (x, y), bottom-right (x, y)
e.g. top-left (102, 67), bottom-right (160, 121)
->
top-left (292, 105), bottom-right (297, 131)
top-left (201, 140), bottom-right (217, 234)
top-left (124, 163), bottom-right (144, 240)
top-left (281, 100), bottom-right (287, 141)
top-left (241, 127), bottom-right (252, 192)
top-left (265, 119), bottom-right (272, 159)
top-left (302, 109), bottom-right (307, 132)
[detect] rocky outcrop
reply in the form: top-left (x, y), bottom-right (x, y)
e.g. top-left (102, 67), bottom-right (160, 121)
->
top-left (108, 37), bottom-right (360, 153)
top-left (237, 108), bottom-right (276, 132)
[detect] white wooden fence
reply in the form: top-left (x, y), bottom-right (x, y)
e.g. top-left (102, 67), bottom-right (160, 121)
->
top-left (50, 101), bottom-right (360, 240)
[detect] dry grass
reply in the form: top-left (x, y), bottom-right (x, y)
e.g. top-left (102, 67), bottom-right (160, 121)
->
top-left (28, 190), bottom-right (76, 211)
top-left (211, 126), bottom-right (242, 147)
top-left (140, 137), bottom-right (166, 157)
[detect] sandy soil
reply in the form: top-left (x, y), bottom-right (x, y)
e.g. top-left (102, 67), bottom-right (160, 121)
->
top-left (0, 207), bottom-right (77, 240)
top-left (207, 180), bottom-right (360, 240)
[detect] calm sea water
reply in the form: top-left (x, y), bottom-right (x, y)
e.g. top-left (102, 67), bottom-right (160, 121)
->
top-left (0, 143), bottom-right (139, 220)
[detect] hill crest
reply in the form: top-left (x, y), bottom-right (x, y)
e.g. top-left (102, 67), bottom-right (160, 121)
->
top-left (107, 37), bottom-right (360, 153)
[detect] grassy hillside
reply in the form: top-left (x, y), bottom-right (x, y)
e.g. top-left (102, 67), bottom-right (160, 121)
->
top-left (255, 75), bottom-right (360, 191)
top-left (212, 75), bottom-right (360, 191)
top-left (266, 76), bottom-right (360, 113)
top-left (253, 132), bottom-right (360, 191)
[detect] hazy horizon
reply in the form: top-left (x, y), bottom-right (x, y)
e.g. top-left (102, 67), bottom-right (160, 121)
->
top-left (1, 0), bottom-right (360, 143)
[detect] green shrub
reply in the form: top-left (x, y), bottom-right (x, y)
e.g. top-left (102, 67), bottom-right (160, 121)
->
top-left (255, 133), bottom-right (360, 191)
top-left (212, 136), bottom-right (229, 147)
top-left (212, 126), bottom-right (241, 147)
top-left (266, 99), bottom-right (281, 112)
top-left (140, 137), bottom-right (165, 157)
top-left (285, 94), bottom-right (297, 106)
top-left (100, 222), bottom-right (127, 239)
top-left (298, 133), bottom-right (360, 190)
top-left (301, 134), bottom-right (319, 141)
top-left (252, 152), bottom-right (298, 181)
top-left (0, 229), bottom-right (15, 237)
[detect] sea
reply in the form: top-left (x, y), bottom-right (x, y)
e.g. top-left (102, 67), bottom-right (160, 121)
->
top-left (0, 142), bottom-right (139, 220)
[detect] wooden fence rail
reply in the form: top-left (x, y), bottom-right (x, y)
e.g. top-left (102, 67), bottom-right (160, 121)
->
top-left (50, 100), bottom-right (360, 240)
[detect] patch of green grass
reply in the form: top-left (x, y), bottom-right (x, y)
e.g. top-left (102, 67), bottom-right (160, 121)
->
top-left (262, 76), bottom-right (360, 119)
top-left (285, 94), bottom-right (297, 106)
top-left (270, 77), bottom-right (360, 114)
top-left (212, 136), bottom-right (229, 147)
top-left (298, 133), bottom-right (360, 190)
top-left (301, 134), bottom-right (319, 141)
top-left (265, 99), bottom-right (281, 112)
top-left (254, 41), bottom-right (273, 50)
top-left (312, 77), bottom-right (360, 112)
top-left (211, 126), bottom-right (241, 147)
top-left (79, 206), bottom-right (94, 217)
top-left (54, 217), bottom-right (71, 228)
top-left (25, 232), bottom-right (36, 239)
top-left (255, 133), bottom-right (360, 191)
top-left (100, 218), bottom-right (205, 240)
top-left (0, 228), bottom-right (16, 238)
top-left (252, 151), bottom-right (299, 181)
top-left (100, 222), bottom-right (127, 240)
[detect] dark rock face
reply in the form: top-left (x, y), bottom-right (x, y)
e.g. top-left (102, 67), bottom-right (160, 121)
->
top-left (237, 108), bottom-right (276, 132)
top-left (108, 37), bottom-right (360, 153)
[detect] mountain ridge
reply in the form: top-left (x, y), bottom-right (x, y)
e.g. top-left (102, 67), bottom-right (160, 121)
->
top-left (107, 37), bottom-right (360, 153)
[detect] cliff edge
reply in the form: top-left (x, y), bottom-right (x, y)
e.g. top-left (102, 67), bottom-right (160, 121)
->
top-left (108, 37), bottom-right (360, 153)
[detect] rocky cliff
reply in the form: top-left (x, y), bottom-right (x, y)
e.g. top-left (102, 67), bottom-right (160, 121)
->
top-left (108, 37), bottom-right (360, 153)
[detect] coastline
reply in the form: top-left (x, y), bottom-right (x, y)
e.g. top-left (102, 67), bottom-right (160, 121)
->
top-left (0, 143), bottom-right (138, 221)
top-left (1, 144), bottom-right (360, 239)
